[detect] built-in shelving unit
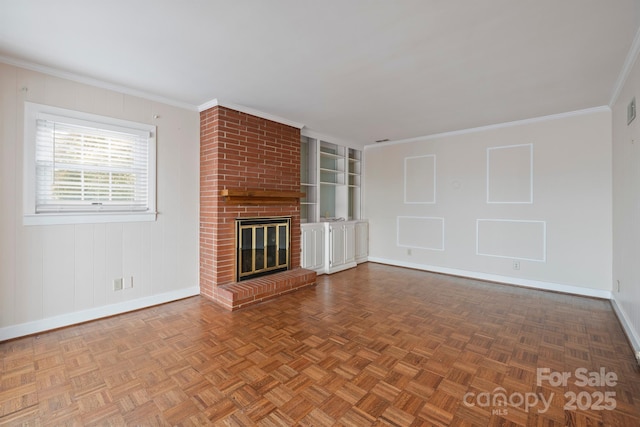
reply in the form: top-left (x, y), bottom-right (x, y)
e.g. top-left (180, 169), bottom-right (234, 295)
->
top-left (347, 148), bottom-right (361, 220)
top-left (300, 134), bottom-right (367, 275)
top-left (300, 135), bottom-right (362, 222)
top-left (320, 141), bottom-right (344, 220)
top-left (300, 136), bottom-right (318, 223)
top-left (319, 142), bottom-right (345, 185)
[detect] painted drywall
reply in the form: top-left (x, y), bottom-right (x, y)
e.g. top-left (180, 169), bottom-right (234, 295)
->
top-left (612, 54), bottom-right (640, 351)
top-left (0, 63), bottom-right (200, 340)
top-left (363, 109), bottom-right (612, 296)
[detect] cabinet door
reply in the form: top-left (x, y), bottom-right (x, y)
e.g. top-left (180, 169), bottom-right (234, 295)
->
top-left (344, 223), bottom-right (356, 264)
top-left (329, 224), bottom-right (346, 268)
top-left (301, 226), bottom-right (315, 270)
top-left (301, 226), bottom-right (325, 272)
top-left (355, 222), bottom-right (368, 262)
top-left (312, 227), bottom-right (325, 271)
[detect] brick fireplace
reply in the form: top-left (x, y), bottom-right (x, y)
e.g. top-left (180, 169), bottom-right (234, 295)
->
top-left (200, 105), bottom-right (316, 310)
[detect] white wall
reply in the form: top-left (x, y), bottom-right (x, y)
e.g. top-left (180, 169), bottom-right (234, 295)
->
top-left (612, 54), bottom-right (640, 352)
top-left (0, 63), bottom-right (200, 340)
top-left (364, 109), bottom-right (612, 297)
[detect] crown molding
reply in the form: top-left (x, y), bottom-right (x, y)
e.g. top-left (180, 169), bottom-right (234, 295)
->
top-left (610, 25), bottom-right (640, 107)
top-left (198, 99), bottom-right (305, 129)
top-left (301, 128), bottom-right (363, 150)
top-left (0, 55), bottom-right (198, 111)
top-left (365, 106), bottom-right (611, 150)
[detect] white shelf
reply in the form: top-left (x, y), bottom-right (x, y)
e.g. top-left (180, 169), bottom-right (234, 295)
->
top-left (320, 151), bottom-right (344, 160)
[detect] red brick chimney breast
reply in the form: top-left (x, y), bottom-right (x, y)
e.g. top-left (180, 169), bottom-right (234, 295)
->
top-left (200, 106), bottom-right (313, 309)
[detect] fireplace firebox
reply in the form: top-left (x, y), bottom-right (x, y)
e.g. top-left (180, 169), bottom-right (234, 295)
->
top-left (236, 217), bottom-right (291, 281)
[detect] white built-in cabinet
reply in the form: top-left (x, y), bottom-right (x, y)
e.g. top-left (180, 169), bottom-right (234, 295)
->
top-left (301, 223), bottom-right (325, 273)
top-left (327, 221), bottom-right (356, 274)
top-left (355, 221), bottom-right (369, 264)
top-left (301, 220), bottom-right (368, 275)
top-left (300, 134), bottom-right (367, 274)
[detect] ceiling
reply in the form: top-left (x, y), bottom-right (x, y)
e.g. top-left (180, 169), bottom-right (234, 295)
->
top-left (1, 1), bottom-right (639, 146)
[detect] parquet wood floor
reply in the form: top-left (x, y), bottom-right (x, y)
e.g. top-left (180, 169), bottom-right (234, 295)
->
top-left (1, 263), bottom-right (639, 426)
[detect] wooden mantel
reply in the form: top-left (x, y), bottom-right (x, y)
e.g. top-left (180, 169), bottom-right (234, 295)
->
top-left (220, 189), bottom-right (306, 205)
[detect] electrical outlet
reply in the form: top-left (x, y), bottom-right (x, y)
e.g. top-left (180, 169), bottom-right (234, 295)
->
top-left (113, 278), bottom-right (123, 291)
top-left (407, 248), bottom-right (412, 256)
top-left (617, 280), bottom-right (621, 292)
top-left (513, 261), bottom-right (520, 270)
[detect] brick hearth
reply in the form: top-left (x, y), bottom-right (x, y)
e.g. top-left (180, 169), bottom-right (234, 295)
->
top-left (199, 105), bottom-right (316, 309)
top-left (215, 268), bottom-right (318, 311)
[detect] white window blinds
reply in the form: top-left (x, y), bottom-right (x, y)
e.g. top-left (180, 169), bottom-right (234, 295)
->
top-left (34, 115), bottom-right (151, 213)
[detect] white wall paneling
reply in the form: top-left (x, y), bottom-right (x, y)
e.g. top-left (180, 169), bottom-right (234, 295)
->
top-left (0, 286), bottom-right (199, 341)
top-left (15, 227), bottom-right (43, 324)
top-left (42, 226), bottom-right (75, 318)
top-left (397, 216), bottom-right (445, 251)
top-left (92, 223), bottom-right (107, 308)
top-left (122, 223), bottom-right (143, 298)
top-left (105, 223), bottom-right (124, 306)
top-left (476, 219), bottom-right (546, 262)
top-left (486, 143), bottom-right (533, 204)
top-left (0, 62), bottom-right (200, 338)
top-left (404, 155), bottom-right (436, 204)
top-left (74, 224), bottom-right (95, 311)
top-left (0, 64), bottom-right (18, 327)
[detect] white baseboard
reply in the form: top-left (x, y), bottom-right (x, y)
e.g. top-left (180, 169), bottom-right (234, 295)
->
top-left (610, 294), bottom-right (640, 354)
top-left (0, 286), bottom-right (200, 342)
top-left (367, 257), bottom-right (612, 299)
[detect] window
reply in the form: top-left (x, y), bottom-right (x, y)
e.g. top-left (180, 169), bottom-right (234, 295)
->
top-left (24, 102), bottom-right (156, 225)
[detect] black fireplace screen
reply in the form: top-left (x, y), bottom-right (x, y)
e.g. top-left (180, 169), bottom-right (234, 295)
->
top-left (236, 217), bottom-right (290, 281)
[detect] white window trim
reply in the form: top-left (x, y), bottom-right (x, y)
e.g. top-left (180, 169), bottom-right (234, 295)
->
top-left (24, 102), bottom-right (157, 225)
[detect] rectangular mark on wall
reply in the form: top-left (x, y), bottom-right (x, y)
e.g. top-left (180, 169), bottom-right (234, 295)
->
top-left (397, 216), bottom-right (444, 251)
top-left (487, 143), bottom-right (533, 204)
top-left (476, 219), bottom-right (546, 262)
top-left (404, 155), bottom-right (436, 204)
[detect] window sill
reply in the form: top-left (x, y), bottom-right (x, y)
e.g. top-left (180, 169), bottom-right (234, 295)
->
top-left (23, 212), bottom-right (157, 226)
